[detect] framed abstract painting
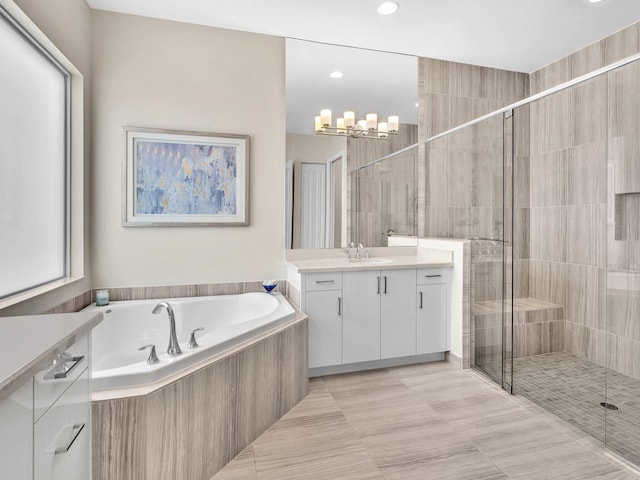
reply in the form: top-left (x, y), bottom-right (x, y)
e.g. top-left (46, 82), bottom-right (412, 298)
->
top-left (123, 128), bottom-right (249, 226)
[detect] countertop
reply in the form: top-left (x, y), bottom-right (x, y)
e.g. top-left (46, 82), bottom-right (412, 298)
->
top-left (285, 247), bottom-right (454, 273)
top-left (0, 310), bottom-right (103, 399)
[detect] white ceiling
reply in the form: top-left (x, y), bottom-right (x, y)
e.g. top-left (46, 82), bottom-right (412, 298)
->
top-left (86, 0), bottom-right (640, 135)
top-left (87, 0), bottom-right (640, 73)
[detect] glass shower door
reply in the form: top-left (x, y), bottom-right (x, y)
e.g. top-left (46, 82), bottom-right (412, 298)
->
top-left (604, 57), bottom-right (640, 466)
top-left (424, 111), bottom-right (514, 390)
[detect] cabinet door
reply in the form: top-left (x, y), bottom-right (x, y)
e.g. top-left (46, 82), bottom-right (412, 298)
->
top-left (34, 370), bottom-right (90, 480)
top-left (381, 269), bottom-right (417, 359)
top-left (417, 283), bottom-right (447, 354)
top-left (342, 270), bottom-right (381, 364)
top-left (306, 290), bottom-right (343, 368)
top-left (0, 380), bottom-right (33, 480)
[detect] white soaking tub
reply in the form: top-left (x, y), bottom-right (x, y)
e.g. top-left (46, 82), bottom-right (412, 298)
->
top-left (87, 292), bottom-right (296, 391)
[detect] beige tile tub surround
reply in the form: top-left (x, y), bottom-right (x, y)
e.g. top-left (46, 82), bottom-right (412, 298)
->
top-left (92, 315), bottom-right (308, 480)
top-left (91, 280), bottom-right (287, 303)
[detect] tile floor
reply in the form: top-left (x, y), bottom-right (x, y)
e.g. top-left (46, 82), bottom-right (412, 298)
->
top-left (212, 360), bottom-right (640, 479)
top-left (479, 352), bottom-right (640, 468)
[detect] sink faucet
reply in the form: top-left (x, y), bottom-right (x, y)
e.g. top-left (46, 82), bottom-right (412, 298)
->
top-left (342, 241), bottom-right (356, 259)
top-left (356, 243), bottom-right (364, 259)
top-left (152, 301), bottom-right (182, 356)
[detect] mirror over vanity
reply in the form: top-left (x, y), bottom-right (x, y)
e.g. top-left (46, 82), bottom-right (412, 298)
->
top-left (285, 39), bottom-right (419, 249)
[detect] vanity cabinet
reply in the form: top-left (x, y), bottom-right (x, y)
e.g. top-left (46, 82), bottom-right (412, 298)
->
top-left (33, 336), bottom-right (90, 480)
top-left (342, 270), bottom-right (382, 363)
top-left (342, 269), bottom-right (417, 362)
top-left (417, 268), bottom-right (449, 354)
top-left (0, 316), bottom-right (97, 480)
top-left (379, 269), bottom-right (418, 359)
top-left (305, 272), bottom-right (343, 368)
top-left (0, 381), bottom-right (33, 479)
top-left (302, 265), bottom-right (450, 375)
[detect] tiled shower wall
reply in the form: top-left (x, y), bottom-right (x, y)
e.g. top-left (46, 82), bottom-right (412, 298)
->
top-left (347, 123), bottom-right (417, 247)
top-left (417, 58), bottom-right (529, 240)
top-left (528, 22), bottom-right (640, 380)
top-left (417, 58), bottom-right (531, 365)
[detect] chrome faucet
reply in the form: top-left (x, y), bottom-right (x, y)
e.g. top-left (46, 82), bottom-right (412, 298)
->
top-left (342, 241), bottom-right (356, 259)
top-left (356, 243), bottom-right (364, 259)
top-left (152, 301), bottom-right (182, 356)
top-left (138, 344), bottom-right (159, 364)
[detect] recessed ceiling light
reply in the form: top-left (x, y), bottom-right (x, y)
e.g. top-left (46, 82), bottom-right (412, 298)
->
top-left (329, 71), bottom-right (344, 79)
top-left (588, 0), bottom-right (603, 3)
top-left (378, 1), bottom-right (399, 15)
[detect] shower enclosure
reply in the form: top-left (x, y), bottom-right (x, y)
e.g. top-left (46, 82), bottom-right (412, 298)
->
top-left (424, 54), bottom-right (640, 467)
top-left (349, 144), bottom-right (418, 247)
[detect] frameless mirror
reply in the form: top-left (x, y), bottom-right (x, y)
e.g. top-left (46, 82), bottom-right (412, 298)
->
top-left (285, 39), bottom-right (419, 249)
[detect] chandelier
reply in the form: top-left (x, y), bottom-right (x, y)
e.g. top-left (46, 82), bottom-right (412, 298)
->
top-left (314, 109), bottom-right (399, 139)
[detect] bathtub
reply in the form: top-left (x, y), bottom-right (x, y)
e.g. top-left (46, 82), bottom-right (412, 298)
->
top-left (86, 292), bottom-right (296, 392)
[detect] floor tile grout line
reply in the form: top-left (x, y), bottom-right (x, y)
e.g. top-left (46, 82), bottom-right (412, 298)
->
top-left (398, 364), bottom-right (640, 479)
top-left (391, 367), bottom-right (516, 480)
top-left (467, 360), bottom-right (640, 478)
top-left (320, 375), bottom-right (387, 479)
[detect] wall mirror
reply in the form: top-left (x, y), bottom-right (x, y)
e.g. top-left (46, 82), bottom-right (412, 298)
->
top-left (285, 38), bottom-right (419, 249)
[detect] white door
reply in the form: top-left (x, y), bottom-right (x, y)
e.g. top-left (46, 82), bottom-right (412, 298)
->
top-left (300, 163), bottom-right (326, 248)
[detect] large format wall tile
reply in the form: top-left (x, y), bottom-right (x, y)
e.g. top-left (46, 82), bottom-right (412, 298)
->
top-left (569, 76), bottom-right (607, 147)
top-left (565, 204), bottom-right (607, 267)
top-left (530, 151), bottom-right (567, 207)
top-left (529, 260), bottom-right (567, 306)
top-left (565, 264), bottom-right (606, 330)
top-left (567, 142), bottom-right (607, 205)
top-left (530, 207), bottom-right (567, 262)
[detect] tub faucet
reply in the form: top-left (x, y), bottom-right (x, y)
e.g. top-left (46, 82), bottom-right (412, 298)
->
top-left (152, 301), bottom-right (183, 356)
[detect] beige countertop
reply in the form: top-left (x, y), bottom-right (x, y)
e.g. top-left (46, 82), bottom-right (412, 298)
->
top-left (0, 310), bottom-right (103, 399)
top-left (285, 247), bottom-right (454, 273)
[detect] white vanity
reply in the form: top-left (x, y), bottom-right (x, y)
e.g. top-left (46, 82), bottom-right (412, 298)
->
top-left (0, 311), bottom-right (102, 480)
top-left (287, 247), bottom-right (453, 376)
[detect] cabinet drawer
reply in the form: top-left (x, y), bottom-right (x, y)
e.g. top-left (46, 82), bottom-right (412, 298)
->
top-left (34, 370), bottom-right (90, 480)
top-left (305, 272), bottom-right (342, 291)
top-left (417, 267), bottom-right (449, 285)
top-left (34, 334), bottom-right (88, 423)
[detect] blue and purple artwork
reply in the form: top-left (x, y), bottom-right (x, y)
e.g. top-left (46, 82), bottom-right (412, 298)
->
top-left (134, 140), bottom-right (237, 216)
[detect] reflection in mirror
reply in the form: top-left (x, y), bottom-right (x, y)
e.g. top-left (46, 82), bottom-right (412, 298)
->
top-left (285, 39), bottom-right (419, 249)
